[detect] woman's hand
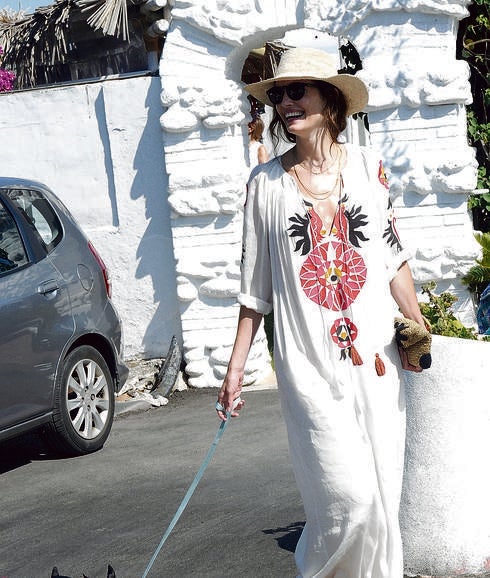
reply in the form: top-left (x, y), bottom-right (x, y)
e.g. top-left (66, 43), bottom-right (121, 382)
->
top-left (215, 305), bottom-right (264, 421)
top-left (216, 369), bottom-right (245, 421)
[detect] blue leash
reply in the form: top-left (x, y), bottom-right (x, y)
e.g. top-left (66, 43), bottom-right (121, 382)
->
top-left (141, 400), bottom-right (239, 578)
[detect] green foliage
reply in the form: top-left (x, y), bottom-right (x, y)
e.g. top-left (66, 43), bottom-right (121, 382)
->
top-left (467, 188), bottom-right (490, 211)
top-left (458, 0), bottom-right (490, 199)
top-left (419, 282), bottom-right (479, 339)
top-left (461, 232), bottom-right (490, 294)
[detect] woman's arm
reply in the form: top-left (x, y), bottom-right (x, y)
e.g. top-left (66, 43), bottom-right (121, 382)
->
top-left (390, 261), bottom-right (425, 326)
top-left (258, 144), bottom-right (269, 164)
top-left (390, 261), bottom-right (428, 371)
top-left (216, 305), bottom-right (264, 420)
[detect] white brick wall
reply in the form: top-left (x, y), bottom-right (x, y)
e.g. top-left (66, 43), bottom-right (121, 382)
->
top-left (159, 7), bottom-right (487, 572)
top-left (160, 0), bottom-right (479, 388)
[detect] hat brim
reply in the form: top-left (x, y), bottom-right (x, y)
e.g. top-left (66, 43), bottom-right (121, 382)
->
top-left (245, 74), bottom-right (368, 116)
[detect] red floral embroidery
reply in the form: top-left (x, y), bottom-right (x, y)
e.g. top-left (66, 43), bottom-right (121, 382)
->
top-left (330, 203), bottom-right (348, 241)
top-left (308, 206), bottom-right (325, 247)
top-left (330, 317), bottom-right (358, 348)
top-left (330, 317), bottom-right (363, 364)
top-left (378, 160), bottom-right (389, 189)
top-left (300, 240), bottom-right (367, 311)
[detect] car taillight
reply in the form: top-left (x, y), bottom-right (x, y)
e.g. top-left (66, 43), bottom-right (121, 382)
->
top-left (88, 241), bottom-right (112, 299)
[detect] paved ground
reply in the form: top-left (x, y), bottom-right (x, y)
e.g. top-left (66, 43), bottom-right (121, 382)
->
top-left (0, 385), bottom-right (304, 578)
top-left (1, 380), bottom-right (487, 578)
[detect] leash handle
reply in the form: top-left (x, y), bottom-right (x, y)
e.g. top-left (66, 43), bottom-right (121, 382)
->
top-left (141, 399), bottom-right (240, 578)
top-left (215, 396), bottom-right (242, 414)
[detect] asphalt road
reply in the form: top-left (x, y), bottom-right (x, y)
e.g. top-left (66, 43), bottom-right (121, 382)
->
top-left (0, 386), bottom-right (304, 578)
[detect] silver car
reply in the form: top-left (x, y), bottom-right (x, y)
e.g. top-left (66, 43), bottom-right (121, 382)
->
top-left (0, 177), bottom-right (128, 456)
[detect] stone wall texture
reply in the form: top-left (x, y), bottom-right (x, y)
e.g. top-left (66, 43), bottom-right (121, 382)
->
top-left (159, 2), bottom-right (486, 575)
top-left (160, 0), bottom-right (478, 389)
top-left (0, 75), bottom-right (181, 359)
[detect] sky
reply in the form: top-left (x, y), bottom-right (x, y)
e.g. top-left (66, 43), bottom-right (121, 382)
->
top-left (0, 0), bottom-right (47, 13)
top-left (283, 28), bottom-right (338, 53)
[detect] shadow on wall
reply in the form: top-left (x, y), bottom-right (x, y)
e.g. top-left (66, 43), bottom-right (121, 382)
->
top-left (94, 89), bottom-right (120, 228)
top-left (130, 85), bottom-right (182, 357)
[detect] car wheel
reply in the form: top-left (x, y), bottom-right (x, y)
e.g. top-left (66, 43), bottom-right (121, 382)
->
top-left (47, 345), bottom-right (115, 456)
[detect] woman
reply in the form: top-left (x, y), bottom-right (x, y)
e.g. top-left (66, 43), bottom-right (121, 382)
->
top-left (217, 47), bottom-right (426, 578)
top-left (248, 116), bottom-right (269, 169)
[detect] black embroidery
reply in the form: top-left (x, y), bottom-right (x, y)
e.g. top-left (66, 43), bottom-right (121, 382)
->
top-left (344, 204), bottom-right (369, 248)
top-left (288, 212), bottom-right (311, 255)
top-left (382, 199), bottom-right (402, 251)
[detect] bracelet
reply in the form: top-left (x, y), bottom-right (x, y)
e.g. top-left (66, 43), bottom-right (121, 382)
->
top-left (215, 397), bottom-right (241, 412)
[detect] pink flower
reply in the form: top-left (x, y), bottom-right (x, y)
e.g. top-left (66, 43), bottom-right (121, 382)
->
top-left (0, 45), bottom-right (15, 92)
top-left (0, 69), bottom-right (15, 92)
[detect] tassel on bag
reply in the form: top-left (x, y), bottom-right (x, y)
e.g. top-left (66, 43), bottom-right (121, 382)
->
top-left (375, 353), bottom-right (386, 376)
top-left (349, 345), bottom-right (363, 366)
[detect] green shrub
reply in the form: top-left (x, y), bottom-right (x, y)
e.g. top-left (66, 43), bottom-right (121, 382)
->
top-left (419, 282), bottom-right (479, 339)
top-left (461, 232), bottom-right (490, 301)
top-left (458, 0), bottom-right (490, 228)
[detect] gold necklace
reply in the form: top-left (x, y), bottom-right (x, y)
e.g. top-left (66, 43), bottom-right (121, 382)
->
top-left (301, 158), bottom-right (328, 175)
top-left (298, 144), bottom-right (341, 175)
top-left (293, 163), bottom-right (341, 201)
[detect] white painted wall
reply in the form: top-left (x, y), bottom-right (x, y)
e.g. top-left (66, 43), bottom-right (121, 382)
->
top-left (157, 1), bottom-right (487, 574)
top-left (0, 74), bottom-right (181, 359)
top-left (0, 1), bottom-right (487, 572)
top-left (159, 0), bottom-right (480, 390)
top-left (400, 335), bottom-right (490, 575)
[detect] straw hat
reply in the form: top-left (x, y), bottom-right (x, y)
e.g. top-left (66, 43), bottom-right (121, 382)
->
top-left (245, 47), bottom-right (368, 116)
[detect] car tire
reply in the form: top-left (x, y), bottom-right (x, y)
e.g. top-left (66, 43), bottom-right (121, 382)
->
top-left (46, 345), bottom-right (115, 456)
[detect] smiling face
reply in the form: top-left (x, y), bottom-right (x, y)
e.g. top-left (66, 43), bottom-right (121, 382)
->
top-left (267, 81), bottom-right (348, 151)
top-left (274, 80), bottom-right (328, 138)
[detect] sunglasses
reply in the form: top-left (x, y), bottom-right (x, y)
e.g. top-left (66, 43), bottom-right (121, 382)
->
top-left (266, 82), bottom-right (315, 105)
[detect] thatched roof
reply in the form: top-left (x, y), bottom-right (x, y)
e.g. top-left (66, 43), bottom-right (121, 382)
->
top-left (0, 0), bottom-right (166, 90)
top-left (1, 0), bottom-right (73, 88)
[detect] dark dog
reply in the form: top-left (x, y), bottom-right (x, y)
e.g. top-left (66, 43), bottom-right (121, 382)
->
top-left (51, 564), bottom-right (115, 578)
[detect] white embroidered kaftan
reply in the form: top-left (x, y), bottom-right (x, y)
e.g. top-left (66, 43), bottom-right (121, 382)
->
top-left (238, 143), bottom-right (410, 578)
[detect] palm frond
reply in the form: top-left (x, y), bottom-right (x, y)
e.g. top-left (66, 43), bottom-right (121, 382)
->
top-left (0, 7), bottom-right (26, 24)
top-left (474, 231), bottom-right (490, 254)
top-left (462, 264), bottom-right (490, 291)
top-left (77, 0), bottom-right (128, 40)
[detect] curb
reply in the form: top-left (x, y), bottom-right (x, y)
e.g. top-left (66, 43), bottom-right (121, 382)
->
top-left (115, 399), bottom-right (153, 417)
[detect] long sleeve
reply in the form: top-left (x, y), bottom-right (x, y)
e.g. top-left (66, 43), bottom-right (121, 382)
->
top-left (238, 168), bottom-right (273, 315)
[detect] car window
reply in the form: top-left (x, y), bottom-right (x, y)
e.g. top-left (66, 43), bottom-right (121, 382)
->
top-left (7, 188), bottom-right (62, 252)
top-left (0, 201), bottom-right (29, 275)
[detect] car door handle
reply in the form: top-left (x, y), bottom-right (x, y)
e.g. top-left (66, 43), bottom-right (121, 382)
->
top-left (38, 280), bottom-right (60, 296)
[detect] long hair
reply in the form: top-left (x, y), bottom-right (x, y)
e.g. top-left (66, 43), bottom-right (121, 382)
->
top-left (248, 117), bottom-right (265, 142)
top-left (268, 82), bottom-right (348, 153)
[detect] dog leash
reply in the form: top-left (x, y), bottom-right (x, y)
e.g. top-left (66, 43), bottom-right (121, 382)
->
top-left (141, 398), bottom-right (240, 578)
